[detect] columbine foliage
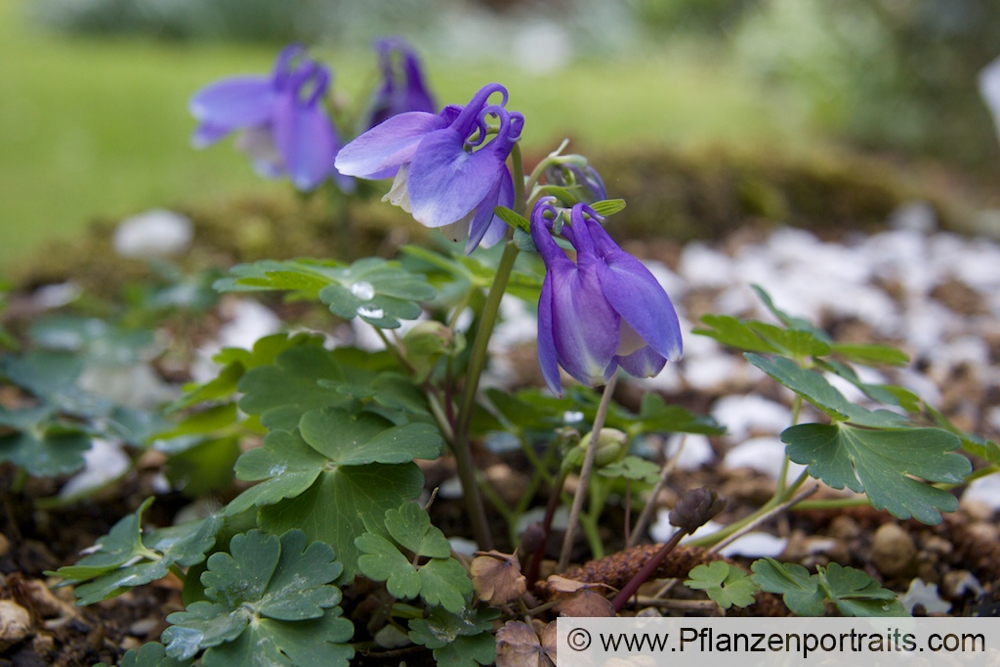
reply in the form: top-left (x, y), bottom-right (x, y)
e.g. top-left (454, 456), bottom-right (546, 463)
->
top-left (356, 502), bottom-right (472, 613)
top-left (408, 606), bottom-right (500, 667)
top-left (696, 286), bottom-right (973, 525)
top-left (751, 558), bottom-right (907, 617)
top-left (161, 529), bottom-right (354, 666)
top-left (685, 562), bottom-right (760, 610)
top-left (52, 497), bottom-right (223, 605)
top-left (215, 257), bottom-right (435, 329)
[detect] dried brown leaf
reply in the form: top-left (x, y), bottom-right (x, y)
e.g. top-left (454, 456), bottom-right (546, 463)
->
top-left (556, 588), bottom-right (616, 617)
top-left (470, 550), bottom-right (526, 606)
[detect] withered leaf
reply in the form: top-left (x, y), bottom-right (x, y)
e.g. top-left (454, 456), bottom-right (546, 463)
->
top-left (470, 550), bottom-right (526, 606)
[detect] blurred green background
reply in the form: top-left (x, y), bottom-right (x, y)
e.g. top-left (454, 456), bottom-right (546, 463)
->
top-left (3, 0), bottom-right (1000, 270)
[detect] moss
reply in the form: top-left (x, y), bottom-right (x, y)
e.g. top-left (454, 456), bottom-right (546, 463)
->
top-left (7, 144), bottom-right (974, 297)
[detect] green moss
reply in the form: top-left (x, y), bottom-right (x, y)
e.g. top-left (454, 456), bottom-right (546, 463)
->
top-left (7, 145), bottom-right (972, 298)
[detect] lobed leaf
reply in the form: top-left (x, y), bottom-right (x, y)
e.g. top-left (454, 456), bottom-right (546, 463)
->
top-left (163, 529), bottom-right (353, 666)
top-left (685, 562), bottom-right (759, 609)
top-left (782, 423), bottom-right (969, 524)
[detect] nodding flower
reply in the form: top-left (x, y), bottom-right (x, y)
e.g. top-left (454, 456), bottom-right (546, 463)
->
top-left (189, 44), bottom-right (352, 192)
top-left (530, 200), bottom-right (682, 395)
top-left (336, 83), bottom-right (523, 253)
top-left (361, 36), bottom-right (436, 131)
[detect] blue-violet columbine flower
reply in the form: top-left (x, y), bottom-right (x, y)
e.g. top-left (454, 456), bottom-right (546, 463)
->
top-left (361, 36), bottom-right (436, 131)
top-left (543, 160), bottom-right (608, 204)
top-left (335, 82), bottom-right (523, 253)
top-left (189, 44), bottom-right (351, 192)
top-left (531, 200), bottom-right (683, 395)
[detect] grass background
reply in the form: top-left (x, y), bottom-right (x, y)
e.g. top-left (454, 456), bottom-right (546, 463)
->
top-left (0, 0), bottom-right (822, 270)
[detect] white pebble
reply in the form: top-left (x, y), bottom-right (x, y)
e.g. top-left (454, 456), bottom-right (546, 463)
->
top-left (113, 209), bottom-right (193, 258)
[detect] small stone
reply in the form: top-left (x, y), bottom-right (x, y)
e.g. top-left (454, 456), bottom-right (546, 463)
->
top-left (871, 523), bottom-right (918, 579)
top-left (827, 515), bottom-right (861, 541)
top-left (0, 600), bottom-right (31, 652)
top-left (113, 209), bottom-right (193, 258)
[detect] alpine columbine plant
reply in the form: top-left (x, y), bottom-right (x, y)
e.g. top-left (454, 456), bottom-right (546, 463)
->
top-left (335, 83), bottom-right (523, 252)
top-left (531, 199), bottom-right (683, 395)
top-left (189, 44), bottom-right (350, 192)
top-left (361, 36), bottom-right (437, 130)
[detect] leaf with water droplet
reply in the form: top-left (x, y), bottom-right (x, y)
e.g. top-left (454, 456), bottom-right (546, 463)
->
top-left (162, 529), bottom-right (353, 665)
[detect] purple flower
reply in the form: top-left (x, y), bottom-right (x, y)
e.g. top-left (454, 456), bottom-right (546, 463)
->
top-left (531, 200), bottom-right (682, 395)
top-left (189, 44), bottom-right (351, 192)
top-left (335, 83), bottom-right (524, 253)
top-left (543, 161), bottom-right (608, 204)
top-left (362, 37), bottom-right (436, 130)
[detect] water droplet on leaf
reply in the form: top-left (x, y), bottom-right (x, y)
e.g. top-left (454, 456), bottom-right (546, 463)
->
top-left (350, 281), bottom-right (376, 301)
top-left (357, 306), bottom-right (385, 320)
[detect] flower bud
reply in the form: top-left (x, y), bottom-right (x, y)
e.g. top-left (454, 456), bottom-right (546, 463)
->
top-left (564, 428), bottom-right (627, 470)
top-left (669, 487), bottom-right (726, 535)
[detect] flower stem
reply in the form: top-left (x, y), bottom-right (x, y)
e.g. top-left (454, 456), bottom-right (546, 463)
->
top-left (451, 240), bottom-right (520, 551)
top-left (557, 373), bottom-right (619, 571)
top-left (685, 469), bottom-right (811, 548)
top-left (611, 529), bottom-right (687, 612)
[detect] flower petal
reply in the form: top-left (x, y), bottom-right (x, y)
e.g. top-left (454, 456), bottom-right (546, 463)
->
top-left (272, 95), bottom-right (336, 191)
top-left (189, 76), bottom-right (275, 130)
top-left (615, 345), bottom-right (667, 380)
top-left (476, 169), bottom-right (514, 250)
top-left (536, 275), bottom-right (563, 395)
top-left (464, 167), bottom-right (512, 253)
top-left (335, 111), bottom-right (447, 179)
top-left (406, 130), bottom-right (504, 228)
top-left (586, 219), bottom-right (683, 361)
top-left (548, 262), bottom-right (620, 387)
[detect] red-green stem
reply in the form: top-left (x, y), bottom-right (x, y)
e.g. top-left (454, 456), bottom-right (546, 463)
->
top-left (611, 529), bottom-right (688, 612)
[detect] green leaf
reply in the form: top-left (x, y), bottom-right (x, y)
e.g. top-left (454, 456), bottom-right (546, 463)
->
top-left (237, 346), bottom-right (350, 430)
top-left (745, 321), bottom-right (832, 358)
top-left (493, 206), bottom-right (530, 232)
top-left (227, 430), bottom-right (328, 516)
top-left (298, 407), bottom-right (443, 465)
top-left (745, 353), bottom-right (851, 420)
top-left (409, 605), bottom-right (499, 651)
top-left (163, 529), bottom-right (353, 666)
top-left (384, 502), bottom-right (451, 559)
top-left (597, 455), bottom-right (661, 484)
top-left (258, 463), bottom-right (424, 583)
top-left (820, 562), bottom-right (907, 617)
top-left (927, 405), bottom-right (1000, 465)
top-left (590, 198), bottom-right (627, 217)
top-left (144, 513), bottom-right (225, 568)
top-left (830, 342), bottom-right (909, 367)
top-left (685, 562), bottom-right (760, 609)
top-left (781, 423), bottom-right (969, 524)
top-left (0, 427), bottom-right (91, 477)
top-left (53, 497), bottom-right (153, 581)
top-left (750, 558), bottom-right (826, 616)
top-left (418, 558), bottom-right (474, 613)
top-left (53, 500), bottom-right (223, 605)
top-left (815, 359), bottom-right (917, 409)
top-left (637, 393), bottom-right (726, 436)
top-left (694, 315), bottom-right (778, 354)
top-left (751, 284), bottom-right (830, 340)
top-left (429, 634), bottom-right (497, 667)
top-left (356, 532), bottom-right (421, 600)
top-left (115, 642), bottom-right (193, 667)
top-left (173, 333), bottom-right (326, 411)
